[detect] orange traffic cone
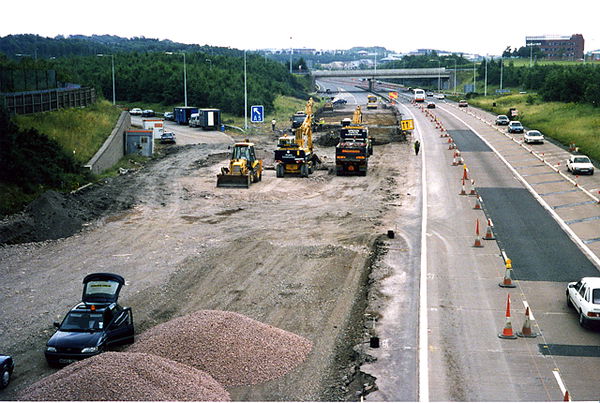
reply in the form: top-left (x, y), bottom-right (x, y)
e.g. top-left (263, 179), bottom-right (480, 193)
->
top-left (473, 196), bottom-right (482, 210)
top-left (473, 219), bottom-right (483, 247)
top-left (563, 390), bottom-right (570, 401)
top-left (459, 178), bottom-right (467, 195)
top-left (483, 218), bottom-right (495, 240)
top-left (469, 179), bottom-right (477, 196)
top-left (498, 294), bottom-right (518, 339)
top-left (499, 259), bottom-right (516, 288)
top-left (517, 307), bottom-right (539, 338)
top-left (462, 165), bottom-right (469, 181)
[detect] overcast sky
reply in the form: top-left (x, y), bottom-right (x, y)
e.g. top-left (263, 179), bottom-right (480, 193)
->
top-left (3, 0), bottom-right (599, 56)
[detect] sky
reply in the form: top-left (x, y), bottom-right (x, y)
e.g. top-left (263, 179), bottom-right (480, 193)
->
top-left (2, 0), bottom-right (599, 56)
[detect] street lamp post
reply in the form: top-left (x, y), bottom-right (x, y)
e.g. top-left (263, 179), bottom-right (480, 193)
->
top-left (437, 59), bottom-right (441, 92)
top-left (289, 36), bottom-right (293, 74)
top-left (500, 57), bottom-right (503, 91)
top-left (97, 54), bottom-right (115, 105)
top-left (453, 58), bottom-right (457, 95)
top-left (473, 59), bottom-right (476, 93)
top-left (484, 56), bottom-right (488, 97)
top-left (165, 52), bottom-right (187, 107)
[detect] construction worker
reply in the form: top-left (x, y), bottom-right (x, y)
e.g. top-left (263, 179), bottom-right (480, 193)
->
top-left (271, 119), bottom-right (276, 131)
top-left (414, 140), bottom-right (421, 155)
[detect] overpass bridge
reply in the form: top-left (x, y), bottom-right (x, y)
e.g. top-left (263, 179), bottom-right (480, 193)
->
top-left (311, 68), bottom-right (453, 91)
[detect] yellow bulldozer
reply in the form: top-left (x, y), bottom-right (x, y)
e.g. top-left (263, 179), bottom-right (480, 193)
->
top-left (216, 141), bottom-right (263, 188)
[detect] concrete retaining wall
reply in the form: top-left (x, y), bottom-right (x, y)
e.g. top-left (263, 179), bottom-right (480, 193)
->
top-left (84, 111), bottom-right (130, 175)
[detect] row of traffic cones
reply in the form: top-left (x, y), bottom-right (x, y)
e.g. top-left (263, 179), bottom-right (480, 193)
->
top-left (498, 294), bottom-right (540, 339)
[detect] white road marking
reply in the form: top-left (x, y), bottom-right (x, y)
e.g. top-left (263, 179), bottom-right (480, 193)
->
top-left (399, 102), bottom-right (429, 402)
top-left (552, 370), bottom-right (569, 399)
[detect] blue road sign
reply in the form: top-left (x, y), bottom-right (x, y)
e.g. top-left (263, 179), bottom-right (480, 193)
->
top-left (251, 105), bottom-right (264, 123)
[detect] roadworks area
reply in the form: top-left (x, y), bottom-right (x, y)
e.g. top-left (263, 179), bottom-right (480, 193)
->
top-left (0, 105), bottom-right (417, 400)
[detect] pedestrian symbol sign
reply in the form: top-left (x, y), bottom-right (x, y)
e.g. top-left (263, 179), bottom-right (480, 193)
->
top-left (251, 105), bottom-right (264, 123)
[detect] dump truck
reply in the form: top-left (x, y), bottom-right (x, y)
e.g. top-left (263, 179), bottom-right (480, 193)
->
top-left (275, 98), bottom-right (319, 177)
top-left (335, 106), bottom-right (372, 176)
top-left (216, 142), bottom-right (263, 188)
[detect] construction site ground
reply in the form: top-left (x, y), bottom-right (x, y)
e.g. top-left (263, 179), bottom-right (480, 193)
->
top-left (0, 106), bottom-right (416, 400)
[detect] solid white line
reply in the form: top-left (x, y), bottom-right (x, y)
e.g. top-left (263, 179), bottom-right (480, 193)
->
top-left (438, 105), bottom-right (600, 271)
top-left (400, 102), bottom-right (429, 402)
top-left (552, 370), bottom-right (568, 398)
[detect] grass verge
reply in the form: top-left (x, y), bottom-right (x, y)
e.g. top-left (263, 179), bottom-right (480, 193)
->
top-left (468, 94), bottom-right (600, 161)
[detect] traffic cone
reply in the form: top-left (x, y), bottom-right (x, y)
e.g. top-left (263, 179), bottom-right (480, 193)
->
top-left (462, 165), bottom-right (469, 181)
top-left (498, 294), bottom-right (518, 339)
top-left (469, 179), bottom-right (477, 196)
top-left (499, 259), bottom-right (516, 288)
top-left (447, 136), bottom-right (453, 144)
top-left (517, 307), bottom-right (539, 338)
top-left (483, 218), bottom-right (495, 240)
top-left (473, 219), bottom-right (483, 247)
top-left (452, 155), bottom-right (458, 166)
top-left (473, 196), bottom-right (482, 210)
top-left (459, 178), bottom-right (467, 195)
top-left (563, 390), bottom-right (570, 401)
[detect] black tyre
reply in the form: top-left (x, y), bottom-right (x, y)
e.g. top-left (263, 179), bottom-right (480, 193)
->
top-left (566, 291), bottom-right (572, 308)
top-left (276, 164), bottom-right (284, 178)
top-left (0, 368), bottom-right (10, 389)
top-left (300, 164), bottom-right (309, 177)
top-left (258, 170), bottom-right (262, 181)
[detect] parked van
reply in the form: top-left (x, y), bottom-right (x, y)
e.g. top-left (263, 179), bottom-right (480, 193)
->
top-left (413, 88), bottom-right (425, 102)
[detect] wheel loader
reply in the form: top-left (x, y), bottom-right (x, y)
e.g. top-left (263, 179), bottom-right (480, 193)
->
top-left (216, 142), bottom-right (263, 188)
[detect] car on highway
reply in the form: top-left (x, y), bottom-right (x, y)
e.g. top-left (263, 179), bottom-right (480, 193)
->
top-left (45, 273), bottom-right (134, 367)
top-left (426, 101), bottom-right (436, 109)
top-left (434, 94), bottom-right (445, 100)
top-left (507, 121), bottom-right (524, 133)
top-left (129, 108), bottom-right (142, 116)
top-left (332, 98), bottom-right (348, 106)
top-left (566, 277), bottom-right (600, 328)
top-left (141, 109), bottom-right (155, 117)
top-left (160, 132), bottom-right (176, 144)
top-left (458, 100), bottom-right (468, 107)
top-left (0, 354), bottom-right (14, 389)
top-left (524, 130), bottom-right (544, 144)
top-left (426, 91), bottom-right (434, 97)
top-left (163, 111), bottom-right (174, 121)
top-left (566, 154), bottom-right (595, 175)
top-left (495, 115), bottom-right (510, 125)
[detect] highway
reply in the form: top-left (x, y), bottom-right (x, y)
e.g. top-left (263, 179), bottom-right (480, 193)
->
top-left (320, 78), bottom-right (600, 401)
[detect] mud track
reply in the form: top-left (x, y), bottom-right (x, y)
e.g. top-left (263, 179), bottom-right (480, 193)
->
top-left (0, 124), bottom-right (415, 400)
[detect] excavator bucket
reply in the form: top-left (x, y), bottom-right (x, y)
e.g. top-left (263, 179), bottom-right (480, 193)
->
top-left (216, 173), bottom-right (250, 188)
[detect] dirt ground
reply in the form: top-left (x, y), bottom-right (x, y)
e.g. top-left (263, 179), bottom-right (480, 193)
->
top-left (0, 108), bottom-right (415, 401)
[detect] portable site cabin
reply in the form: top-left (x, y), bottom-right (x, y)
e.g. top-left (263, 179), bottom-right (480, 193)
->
top-left (142, 118), bottom-right (165, 139)
top-left (173, 106), bottom-right (199, 125)
top-left (126, 130), bottom-right (154, 157)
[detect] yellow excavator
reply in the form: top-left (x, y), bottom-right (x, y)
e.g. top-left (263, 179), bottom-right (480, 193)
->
top-left (216, 141), bottom-right (263, 188)
top-left (274, 98), bottom-right (319, 177)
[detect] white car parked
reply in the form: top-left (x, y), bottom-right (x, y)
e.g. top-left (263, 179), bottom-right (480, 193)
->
top-left (567, 277), bottom-right (600, 328)
top-left (523, 130), bottom-right (544, 144)
top-left (566, 154), bottom-right (595, 175)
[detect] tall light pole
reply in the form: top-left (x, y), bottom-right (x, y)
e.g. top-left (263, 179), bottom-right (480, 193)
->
top-left (484, 56), bottom-right (488, 96)
top-left (473, 59), bottom-right (477, 93)
top-left (500, 57), bottom-right (503, 91)
top-left (97, 54), bottom-right (115, 105)
top-left (244, 49), bottom-right (248, 130)
top-left (165, 52), bottom-right (187, 107)
top-left (289, 36), bottom-right (293, 74)
top-left (453, 58), bottom-right (457, 95)
top-left (438, 59), bottom-right (441, 92)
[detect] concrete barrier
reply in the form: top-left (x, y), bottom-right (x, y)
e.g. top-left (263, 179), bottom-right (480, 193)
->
top-left (84, 111), bottom-right (130, 175)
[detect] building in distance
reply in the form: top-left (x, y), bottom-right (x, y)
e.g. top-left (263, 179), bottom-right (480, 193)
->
top-left (525, 34), bottom-right (584, 60)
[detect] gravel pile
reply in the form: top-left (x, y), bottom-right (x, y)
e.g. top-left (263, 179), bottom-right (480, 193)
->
top-left (127, 310), bottom-right (313, 387)
top-left (18, 352), bottom-right (230, 401)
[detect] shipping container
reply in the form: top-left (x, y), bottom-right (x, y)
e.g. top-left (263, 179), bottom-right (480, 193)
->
top-left (189, 108), bottom-right (221, 130)
top-left (173, 106), bottom-right (198, 125)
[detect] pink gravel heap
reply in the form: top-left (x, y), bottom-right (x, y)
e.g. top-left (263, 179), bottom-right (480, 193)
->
top-left (127, 310), bottom-right (313, 387)
top-left (19, 352), bottom-right (230, 401)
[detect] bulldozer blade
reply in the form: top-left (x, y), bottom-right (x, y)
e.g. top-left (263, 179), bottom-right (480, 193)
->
top-left (216, 174), bottom-right (250, 188)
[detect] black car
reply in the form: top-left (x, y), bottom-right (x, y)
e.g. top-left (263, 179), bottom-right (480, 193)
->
top-left (141, 109), bottom-right (155, 117)
top-left (45, 273), bottom-right (134, 367)
top-left (0, 355), bottom-right (14, 389)
top-left (332, 98), bottom-right (347, 106)
top-left (426, 101), bottom-right (436, 109)
top-left (160, 132), bottom-right (176, 144)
